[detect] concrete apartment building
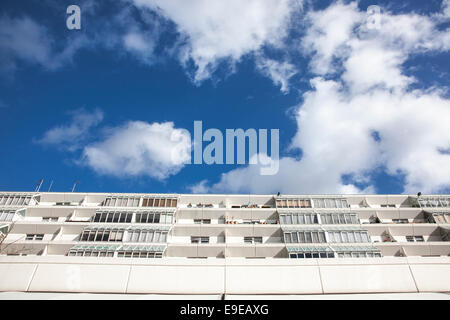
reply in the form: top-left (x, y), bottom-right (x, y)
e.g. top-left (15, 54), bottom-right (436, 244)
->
top-left (0, 192), bottom-right (449, 299)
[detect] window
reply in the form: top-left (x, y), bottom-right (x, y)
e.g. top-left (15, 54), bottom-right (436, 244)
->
top-left (381, 204), bottom-right (396, 208)
top-left (432, 213), bottom-right (450, 224)
top-left (393, 219), bottom-right (409, 224)
top-left (320, 213), bottom-right (358, 224)
top-left (244, 236), bottom-right (263, 244)
top-left (55, 202), bottom-right (71, 206)
top-left (92, 211), bottom-right (134, 223)
top-left (25, 234), bottom-right (44, 241)
top-left (80, 229), bottom-right (124, 242)
top-left (116, 251), bottom-right (163, 258)
top-left (42, 217), bottom-right (58, 222)
top-left (135, 211), bottom-right (174, 224)
top-left (191, 236), bottom-right (209, 244)
top-left (103, 196), bottom-right (140, 207)
top-left (313, 198), bottom-right (349, 208)
top-left (289, 252), bottom-right (335, 259)
top-left (276, 198), bottom-right (311, 208)
top-left (125, 230), bottom-right (168, 243)
top-left (336, 251), bottom-right (382, 258)
top-left (68, 250), bottom-right (115, 257)
top-left (406, 235), bottom-right (424, 242)
top-left (283, 231), bottom-right (326, 243)
top-left (142, 197), bottom-right (177, 208)
top-left (418, 197), bottom-right (450, 208)
top-left (328, 231), bottom-right (370, 243)
top-left (194, 219), bottom-right (211, 224)
top-left (0, 194), bottom-right (32, 206)
top-left (0, 210), bottom-right (15, 222)
top-left (279, 213), bottom-right (318, 225)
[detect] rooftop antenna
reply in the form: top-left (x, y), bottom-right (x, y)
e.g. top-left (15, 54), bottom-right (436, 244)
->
top-left (48, 180), bottom-right (54, 192)
top-left (35, 179), bottom-right (44, 192)
top-left (71, 180), bottom-right (79, 193)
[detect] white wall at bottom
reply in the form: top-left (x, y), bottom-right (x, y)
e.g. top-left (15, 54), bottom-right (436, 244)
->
top-left (0, 256), bottom-right (449, 295)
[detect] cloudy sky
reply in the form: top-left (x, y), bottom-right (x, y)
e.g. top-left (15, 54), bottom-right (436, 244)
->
top-left (1, 0), bottom-right (449, 195)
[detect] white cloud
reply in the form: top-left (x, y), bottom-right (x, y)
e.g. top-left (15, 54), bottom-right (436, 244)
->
top-left (82, 121), bottom-right (191, 180)
top-left (132, 0), bottom-right (297, 83)
top-left (36, 109), bottom-right (104, 151)
top-left (440, 0), bottom-right (450, 18)
top-left (191, 153), bottom-right (373, 195)
top-left (255, 56), bottom-right (297, 93)
top-left (188, 179), bottom-right (210, 194)
top-left (301, 1), bottom-right (362, 75)
top-left (0, 2), bottom-right (156, 78)
top-left (123, 31), bottom-right (157, 64)
top-left (194, 1), bottom-right (450, 195)
top-left (0, 15), bottom-right (54, 74)
top-left (0, 14), bottom-right (93, 78)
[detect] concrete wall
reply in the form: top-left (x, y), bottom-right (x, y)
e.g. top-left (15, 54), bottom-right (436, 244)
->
top-left (0, 256), bottom-right (449, 295)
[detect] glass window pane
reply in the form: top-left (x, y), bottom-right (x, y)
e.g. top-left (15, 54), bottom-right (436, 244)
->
top-left (298, 232), bottom-right (305, 243)
top-left (286, 215), bottom-right (292, 224)
top-left (284, 233), bottom-right (292, 243)
top-left (342, 232), bottom-right (348, 243)
top-left (146, 231), bottom-right (154, 242)
top-left (305, 232), bottom-right (312, 243)
top-left (298, 215), bottom-right (305, 224)
top-left (362, 232), bottom-right (369, 242)
top-left (305, 215), bottom-right (312, 224)
top-left (348, 232), bottom-right (355, 242)
top-left (319, 232), bottom-right (326, 243)
top-left (327, 232), bottom-right (334, 242)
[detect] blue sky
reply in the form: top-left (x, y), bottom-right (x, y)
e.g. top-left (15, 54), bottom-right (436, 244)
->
top-left (0, 0), bottom-right (449, 195)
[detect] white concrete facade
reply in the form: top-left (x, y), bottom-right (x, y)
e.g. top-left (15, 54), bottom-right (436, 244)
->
top-left (0, 192), bottom-right (449, 295)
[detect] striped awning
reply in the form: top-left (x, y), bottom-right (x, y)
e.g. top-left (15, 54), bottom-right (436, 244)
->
top-left (84, 226), bottom-right (127, 231)
top-left (286, 245), bottom-right (332, 252)
top-left (126, 225), bottom-right (171, 231)
top-left (70, 244), bottom-right (120, 251)
top-left (331, 245), bottom-right (379, 252)
top-left (118, 245), bottom-right (166, 252)
top-left (281, 226), bottom-right (323, 232)
top-left (322, 226), bottom-right (365, 231)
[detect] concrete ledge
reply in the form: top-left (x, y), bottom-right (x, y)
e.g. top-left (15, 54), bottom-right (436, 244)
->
top-left (0, 256), bottom-right (449, 294)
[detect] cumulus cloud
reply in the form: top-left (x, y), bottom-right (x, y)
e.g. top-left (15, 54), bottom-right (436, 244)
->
top-left (82, 121), bottom-right (191, 180)
top-left (0, 2), bottom-right (158, 78)
top-left (36, 109), bottom-right (104, 151)
top-left (194, 1), bottom-right (450, 194)
top-left (1, 1), bottom-right (300, 92)
top-left (255, 56), bottom-right (297, 93)
top-left (132, 0), bottom-right (297, 83)
top-left (0, 15), bottom-right (55, 75)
